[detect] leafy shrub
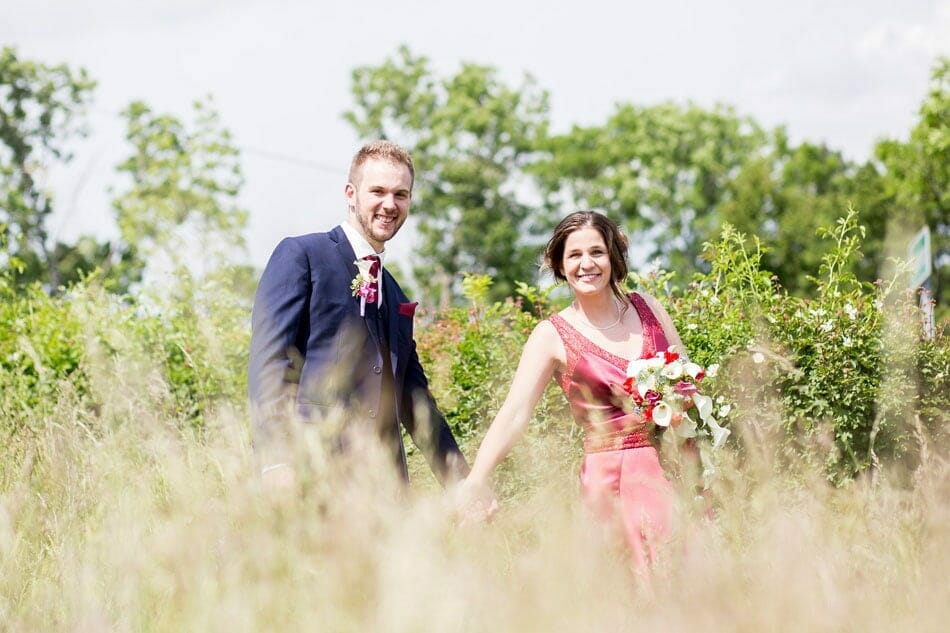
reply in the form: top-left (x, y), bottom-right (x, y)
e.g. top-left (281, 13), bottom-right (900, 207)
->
top-left (644, 208), bottom-right (948, 483)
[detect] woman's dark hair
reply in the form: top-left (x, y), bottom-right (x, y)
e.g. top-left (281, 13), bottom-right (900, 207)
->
top-left (543, 211), bottom-right (630, 306)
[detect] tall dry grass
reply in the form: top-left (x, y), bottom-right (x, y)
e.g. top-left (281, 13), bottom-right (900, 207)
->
top-left (1, 390), bottom-right (947, 632)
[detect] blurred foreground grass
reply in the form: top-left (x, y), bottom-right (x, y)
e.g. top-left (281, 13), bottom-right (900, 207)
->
top-left (1, 394), bottom-right (947, 632)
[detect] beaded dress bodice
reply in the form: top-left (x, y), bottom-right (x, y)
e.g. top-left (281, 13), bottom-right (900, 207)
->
top-left (548, 293), bottom-right (669, 453)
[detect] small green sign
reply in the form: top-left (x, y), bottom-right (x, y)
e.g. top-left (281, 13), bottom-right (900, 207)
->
top-left (908, 226), bottom-right (932, 288)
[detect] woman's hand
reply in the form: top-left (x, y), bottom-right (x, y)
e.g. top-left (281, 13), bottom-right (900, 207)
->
top-left (453, 477), bottom-right (499, 525)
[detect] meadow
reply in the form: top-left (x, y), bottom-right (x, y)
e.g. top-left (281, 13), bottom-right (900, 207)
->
top-left (1, 217), bottom-right (947, 631)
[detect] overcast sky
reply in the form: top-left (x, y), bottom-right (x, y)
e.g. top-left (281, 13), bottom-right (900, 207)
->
top-left (5, 0), bottom-right (949, 271)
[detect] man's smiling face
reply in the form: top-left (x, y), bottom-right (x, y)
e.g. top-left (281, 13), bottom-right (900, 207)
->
top-left (345, 158), bottom-right (412, 251)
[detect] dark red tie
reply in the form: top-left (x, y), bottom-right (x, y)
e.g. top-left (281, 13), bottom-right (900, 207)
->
top-left (364, 254), bottom-right (380, 300)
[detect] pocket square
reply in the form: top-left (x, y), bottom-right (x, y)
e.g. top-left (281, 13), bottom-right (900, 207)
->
top-left (398, 301), bottom-right (418, 318)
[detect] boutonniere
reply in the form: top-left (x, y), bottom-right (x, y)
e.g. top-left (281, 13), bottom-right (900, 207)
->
top-left (398, 302), bottom-right (418, 318)
top-left (350, 259), bottom-right (378, 317)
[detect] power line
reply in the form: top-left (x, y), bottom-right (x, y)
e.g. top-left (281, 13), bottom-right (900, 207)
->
top-left (84, 106), bottom-right (344, 174)
top-left (241, 146), bottom-right (342, 174)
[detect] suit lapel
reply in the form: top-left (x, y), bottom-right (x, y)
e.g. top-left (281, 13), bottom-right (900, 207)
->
top-left (330, 226), bottom-right (384, 348)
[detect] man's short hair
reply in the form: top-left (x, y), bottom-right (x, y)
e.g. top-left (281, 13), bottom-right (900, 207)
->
top-left (348, 140), bottom-right (415, 189)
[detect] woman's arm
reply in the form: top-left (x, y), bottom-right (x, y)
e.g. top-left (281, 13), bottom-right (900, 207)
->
top-left (455, 321), bottom-right (562, 518)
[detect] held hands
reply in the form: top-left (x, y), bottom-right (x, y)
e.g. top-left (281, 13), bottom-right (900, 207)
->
top-left (453, 477), bottom-right (500, 525)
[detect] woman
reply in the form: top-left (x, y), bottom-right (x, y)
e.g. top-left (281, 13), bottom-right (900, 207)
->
top-left (456, 211), bottom-right (687, 571)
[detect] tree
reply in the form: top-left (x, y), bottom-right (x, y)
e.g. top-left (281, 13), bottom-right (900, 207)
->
top-left (112, 98), bottom-right (248, 278)
top-left (344, 45), bottom-right (550, 304)
top-left (876, 57), bottom-right (949, 314)
top-left (0, 46), bottom-right (110, 290)
top-left (720, 132), bottom-right (891, 295)
top-left (533, 102), bottom-right (767, 275)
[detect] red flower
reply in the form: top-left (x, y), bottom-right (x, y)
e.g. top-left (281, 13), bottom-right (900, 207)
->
top-left (674, 380), bottom-right (698, 398)
top-left (644, 390), bottom-right (662, 406)
top-left (664, 349), bottom-right (680, 364)
top-left (622, 377), bottom-right (636, 395)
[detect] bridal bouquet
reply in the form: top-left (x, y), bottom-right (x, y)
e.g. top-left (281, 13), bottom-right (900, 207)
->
top-left (621, 346), bottom-right (731, 453)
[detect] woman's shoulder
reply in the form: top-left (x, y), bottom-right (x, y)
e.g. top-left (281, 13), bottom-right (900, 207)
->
top-left (629, 290), bottom-right (666, 313)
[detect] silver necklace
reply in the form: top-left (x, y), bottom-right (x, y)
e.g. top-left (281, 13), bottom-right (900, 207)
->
top-left (575, 299), bottom-right (622, 331)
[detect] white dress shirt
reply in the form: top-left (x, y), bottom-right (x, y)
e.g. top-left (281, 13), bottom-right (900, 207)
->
top-left (341, 221), bottom-right (386, 306)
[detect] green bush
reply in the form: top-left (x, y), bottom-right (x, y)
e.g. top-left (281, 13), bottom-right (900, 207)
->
top-left (0, 269), bottom-right (250, 439)
top-left (642, 208), bottom-right (948, 483)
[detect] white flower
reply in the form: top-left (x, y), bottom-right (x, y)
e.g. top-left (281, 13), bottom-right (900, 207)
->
top-left (751, 352), bottom-right (765, 364)
top-left (626, 358), bottom-right (650, 378)
top-left (661, 361), bottom-right (684, 380)
top-left (645, 356), bottom-right (665, 370)
top-left (718, 404), bottom-right (732, 418)
top-left (716, 395), bottom-right (725, 404)
top-left (673, 413), bottom-right (698, 439)
top-left (710, 296), bottom-right (721, 305)
top-left (842, 336), bottom-right (853, 348)
top-left (820, 320), bottom-right (833, 332)
top-left (844, 303), bottom-right (858, 320)
top-left (700, 448), bottom-right (719, 483)
top-left (684, 362), bottom-right (704, 380)
top-left (707, 416), bottom-right (731, 450)
top-left (652, 401), bottom-right (673, 427)
top-left (687, 323), bottom-right (698, 330)
top-left (637, 374), bottom-right (657, 397)
top-left (705, 363), bottom-right (720, 378)
top-left (693, 393), bottom-right (714, 421)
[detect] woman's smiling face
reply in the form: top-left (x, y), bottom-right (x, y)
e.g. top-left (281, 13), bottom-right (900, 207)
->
top-left (562, 227), bottom-right (612, 297)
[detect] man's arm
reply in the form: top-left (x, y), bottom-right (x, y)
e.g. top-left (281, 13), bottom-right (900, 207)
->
top-left (248, 237), bottom-right (311, 474)
top-left (399, 340), bottom-right (470, 486)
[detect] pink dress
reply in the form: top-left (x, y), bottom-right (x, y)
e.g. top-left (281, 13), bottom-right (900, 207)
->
top-left (548, 292), bottom-right (674, 570)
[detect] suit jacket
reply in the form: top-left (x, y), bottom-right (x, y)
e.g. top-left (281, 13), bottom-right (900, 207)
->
top-left (247, 225), bottom-right (468, 484)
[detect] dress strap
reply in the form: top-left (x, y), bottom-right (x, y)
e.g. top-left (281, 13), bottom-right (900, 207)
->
top-left (547, 314), bottom-right (579, 393)
top-left (629, 292), bottom-right (669, 356)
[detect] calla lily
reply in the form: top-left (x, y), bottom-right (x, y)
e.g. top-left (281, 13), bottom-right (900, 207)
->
top-left (645, 355), bottom-right (665, 370)
top-left (661, 361), bottom-right (684, 380)
top-left (699, 446), bottom-right (718, 483)
top-left (673, 413), bottom-right (697, 438)
top-left (652, 401), bottom-right (673, 427)
top-left (683, 362), bottom-right (703, 379)
top-left (626, 358), bottom-right (649, 378)
top-left (637, 374), bottom-right (656, 397)
top-left (692, 393), bottom-right (714, 421)
top-left (705, 415), bottom-right (731, 450)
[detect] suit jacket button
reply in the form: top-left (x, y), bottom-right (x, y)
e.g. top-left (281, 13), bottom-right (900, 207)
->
top-left (373, 365), bottom-right (382, 374)
top-left (369, 409), bottom-right (377, 418)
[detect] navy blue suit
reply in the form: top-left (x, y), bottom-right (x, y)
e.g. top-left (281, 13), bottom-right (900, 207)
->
top-left (248, 225), bottom-right (468, 483)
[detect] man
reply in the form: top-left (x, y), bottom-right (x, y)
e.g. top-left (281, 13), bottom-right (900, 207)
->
top-left (248, 140), bottom-right (469, 491)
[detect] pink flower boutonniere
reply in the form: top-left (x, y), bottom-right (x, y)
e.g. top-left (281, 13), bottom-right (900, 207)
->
top-left (398, 302), bottom-right (418, 318)
top-left (350, 259), bottom-right (378, 317)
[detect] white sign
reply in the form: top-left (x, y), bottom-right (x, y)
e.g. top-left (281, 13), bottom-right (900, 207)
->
top-left (907, 225), bottom-right (932, 288)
